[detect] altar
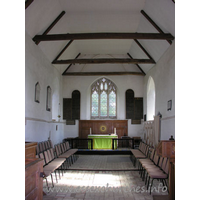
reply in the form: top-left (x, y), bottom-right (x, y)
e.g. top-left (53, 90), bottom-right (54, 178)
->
top-left (88, 134), bottom-right (118, 150)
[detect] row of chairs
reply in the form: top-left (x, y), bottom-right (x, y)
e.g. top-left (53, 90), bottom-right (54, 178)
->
top-left (36, 140), bottom-right (53, 154)
top-left (54, 142), bottom-right (78, 165)
top-left (130, 142), bottom-right (149, 167)
top-left (36, 140), bottom-right (78, 189)
top-left (135, 143), bottom-right (169, 194)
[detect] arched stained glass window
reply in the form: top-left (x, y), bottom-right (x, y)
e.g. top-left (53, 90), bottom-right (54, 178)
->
top-left (91, 78), bottom-right (117, 118)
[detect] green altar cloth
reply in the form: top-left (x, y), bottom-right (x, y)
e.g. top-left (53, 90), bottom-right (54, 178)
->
top-left (88, 134), bottom-right (118, 149)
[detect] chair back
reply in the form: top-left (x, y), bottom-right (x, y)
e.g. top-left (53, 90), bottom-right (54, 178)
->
top-left (44, 151), bottom-right (50, 164)
top-left (158, 157), bottom-right (164, 168)
top-left (144, 145), bottom-right (149, 156)
top-left (63, 143), bottom-right (67, 152)
top-left (163, 159), bottom-right (169, 174)
top-left (153, 152), bottom-right (159, 165)
top-left (55, 145), bottom-right (60, 157)
top-left (60, 143), bottom-right (65, 153)
top-left (36, 145), bottom-right (40, 155)
top-left (50, 148), bottom-right (55, 159)
top-left (41, 142), bottom-right (46, 152)
top-left (49, 140), bottom-right (53, 148)
top-left (66, 142), bottom-right (70, 150)
top-left (150, 148), bottom-right (155, 160)
top-left (47, 149), bottom-right (53, 162)
top-left (138, 142), bottom-right (142, 150)
top-left (161, 157), bottom-right (168, 171)
top-left (39, 143), bottom-right (43, 152)
top-left (39, 153), bottom-right (46, 165)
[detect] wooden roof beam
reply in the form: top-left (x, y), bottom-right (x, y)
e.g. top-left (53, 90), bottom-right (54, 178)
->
top-left (62, 72), bottom-right (144, 76)
top-left (33, 32), bottom-right (174, 43)
top-left (127, 53), bottom-right (146, 75)
top-left (141, 10), bottom-right (173, 45)
top-left (62, 53), bottom-right (81, 75)
top-left (52, 58), bottom-right (156, 65)
top-left (25, 0), bottom-right (34, 9)
top-left (35, 11), bottom-right (66, 45)
top-left (134, 39), bottom-right (155, 61)
top-left (53, 40), bottom-right (73, 62)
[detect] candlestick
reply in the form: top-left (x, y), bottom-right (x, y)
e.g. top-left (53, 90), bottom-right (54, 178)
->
top-left (114, 128), bottom-right (116, 134)
top-left (90, 128), bottom-right (92, 135)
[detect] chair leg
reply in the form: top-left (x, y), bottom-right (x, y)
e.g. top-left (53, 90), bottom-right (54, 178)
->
top-left (55, 170), bottom-right (58, 183)
top-left (149, 178), bottom-right (154, 195)
top-left (58, 169), bottom-right (61, 179)
top-left (145, 172), bottom-right (148, 185)
top-left (45, 177), bottom-right (49, 190)
top-left (163, 179), bottom-right (169, 193)
top-left (50, 173), bottom-right (54, 187)
top-left (142, 169), bottom-right (146, 181)
top-left (147, 176), bottom-right (150, 190)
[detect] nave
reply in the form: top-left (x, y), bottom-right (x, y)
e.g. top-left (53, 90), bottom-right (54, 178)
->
top-left (43, 155), bottom-right (168, 200)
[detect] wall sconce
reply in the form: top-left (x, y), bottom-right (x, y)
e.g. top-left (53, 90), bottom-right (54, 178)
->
top-left (167, 100), bottom-right (172, 111)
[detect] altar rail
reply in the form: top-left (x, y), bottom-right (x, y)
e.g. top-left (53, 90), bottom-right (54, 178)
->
top-left (112, 138), bottom-right (139, 150)
top-left (64, 138), bottom-right (93, 149)
top-left (64, 137), bottom-right (141, 150)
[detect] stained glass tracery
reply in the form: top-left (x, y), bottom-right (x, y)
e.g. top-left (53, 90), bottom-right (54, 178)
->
top-left (91, 78), bottom-right (117, 118)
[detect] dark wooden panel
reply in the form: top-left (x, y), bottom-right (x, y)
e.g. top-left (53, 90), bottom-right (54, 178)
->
top-left (72, 90), bottom-right (80, 119)
top-left (66, 120), bottom-right (75, 125)
top-left (131, 119), bottom-right (141, 124)
top-left (63, 98), bottom-right (72, 120)
top-left (126, 89), bottom-right (134, 119)
top-left (134, 98), bottom-right (143, 120)
top-left (79, 120), bottom-right (128, 139)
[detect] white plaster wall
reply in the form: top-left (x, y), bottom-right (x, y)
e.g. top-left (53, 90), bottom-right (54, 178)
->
top-left (144, 42), bottom-right (175, 140)
top-left (25, 31), bottom-right (64, 145)
top-left (62, 75), bottom-right (144, 138)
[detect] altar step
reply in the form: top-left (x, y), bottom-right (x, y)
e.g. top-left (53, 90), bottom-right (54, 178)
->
top-left (77, 149), bottom-right (132, 155)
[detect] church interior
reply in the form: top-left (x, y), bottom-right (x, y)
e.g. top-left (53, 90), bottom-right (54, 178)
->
top-left (22, 0), bottom-right (185, 199)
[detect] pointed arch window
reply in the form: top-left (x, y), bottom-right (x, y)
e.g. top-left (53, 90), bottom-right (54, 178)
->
top-left (91, 78), bottom-right (117, 119)
top-left (46, 86), bottom-right (52, 111)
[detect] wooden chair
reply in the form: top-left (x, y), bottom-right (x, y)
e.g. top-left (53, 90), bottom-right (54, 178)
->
top-left (138, 148), bottom-right (155, 176)
top-left (39, 152), bottom-right (56, 188)
top-left (146, 159), bottom-right (169, 194)
top-left (131, 143), bottom-right (149, 167)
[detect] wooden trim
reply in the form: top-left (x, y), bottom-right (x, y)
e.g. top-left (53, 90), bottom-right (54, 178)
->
top-left (53, 58), bottom-right (155, 65)
top-left (33, 32), bottom-right (174, 42)
top-left (62, 53), bottom-right (81, 75)
top-left (127, 53), bottom-right (146, 75)
top-left (53, 40), bottom-right (74, 62)
top-left (161, 115), bottom-right (175, 121)
top-left (25, 0), bottom-right (34, 9)
top-left (141, 10), bottom-right (173, 45)
top-left (35, 11), bottom-right (66, 45)
top-left (25, 117), bottom-right (65, 123)
top-left (62, 72), bottom-right (145, 76)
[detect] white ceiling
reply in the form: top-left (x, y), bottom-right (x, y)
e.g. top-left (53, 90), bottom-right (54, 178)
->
top-left (25, 0), bottom-right (175, 75)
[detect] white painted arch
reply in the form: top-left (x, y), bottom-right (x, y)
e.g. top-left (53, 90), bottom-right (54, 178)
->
top-left (147, 76), bottom-right (155, 121)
